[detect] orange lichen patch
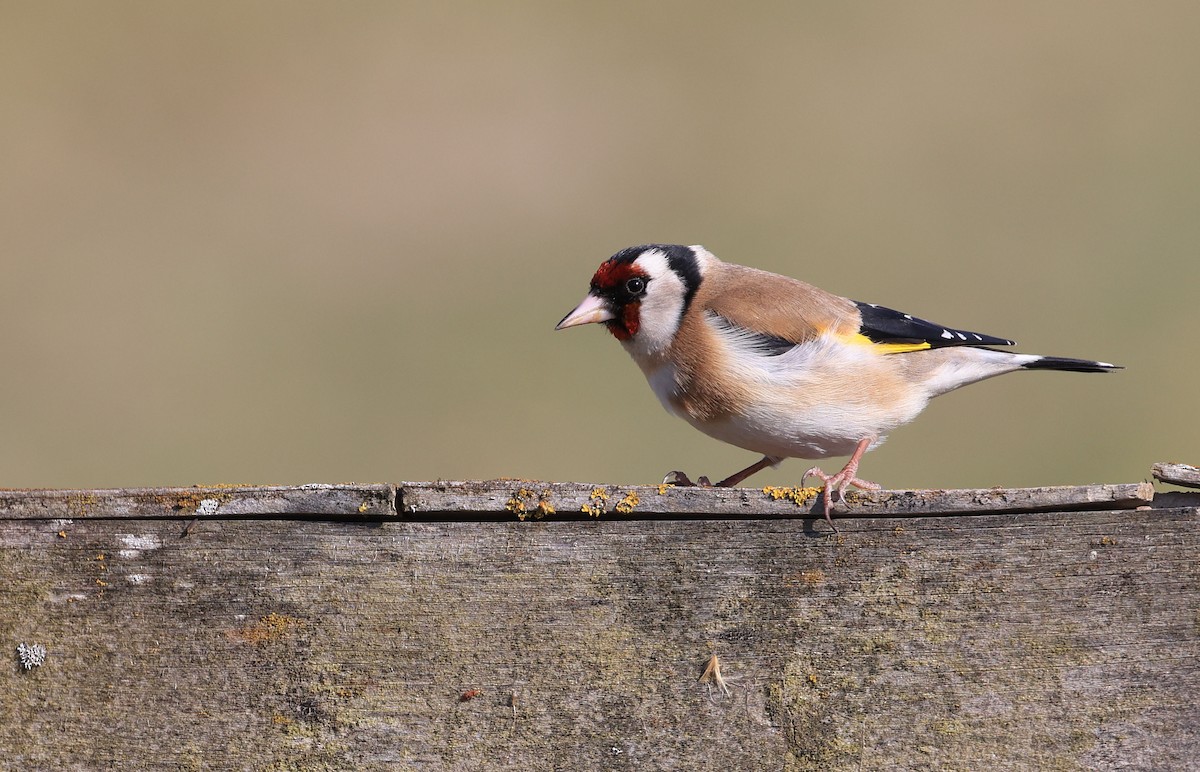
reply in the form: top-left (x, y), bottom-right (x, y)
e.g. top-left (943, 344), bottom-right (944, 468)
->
top-left (581, 488), bottom-right (609, 518)
top-left (57, 530), bottom-right (67, 539)
top-left (614, 491), bottom-right (639, 515)
top-left (506, 488), bottom-right (556, 521)
top-left (227, 613), bottom-right (304, 645)
top-left (763, 486), bottom-right (821, 506)
top-left (161, 489), bottom-right (235, 512)
top-left (169, 492), bottom-right (205, 511)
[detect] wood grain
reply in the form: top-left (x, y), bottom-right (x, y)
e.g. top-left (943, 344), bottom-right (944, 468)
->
top-left (3, 503), bottom-right (1198, 770)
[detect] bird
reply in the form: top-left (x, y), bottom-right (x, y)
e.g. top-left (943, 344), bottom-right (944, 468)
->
top-left (555, 243), bottom-right (1119, 530)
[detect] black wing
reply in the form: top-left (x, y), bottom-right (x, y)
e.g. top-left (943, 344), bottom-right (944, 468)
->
top-left (854, 302), bottom-right (1015, 348)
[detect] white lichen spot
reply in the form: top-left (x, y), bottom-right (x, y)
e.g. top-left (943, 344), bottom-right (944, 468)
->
top-left (126, 573), bottom-right (153, 585)
top-left (196, 499), bottom-right (220, 516)
top-left (120, 534), bottom-right (160, 551)
top-left (17, 642), bottom-right (47, 670)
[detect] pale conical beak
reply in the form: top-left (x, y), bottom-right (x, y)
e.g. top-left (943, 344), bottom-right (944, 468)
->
top-left (555, 292), bottom-right (615, 330)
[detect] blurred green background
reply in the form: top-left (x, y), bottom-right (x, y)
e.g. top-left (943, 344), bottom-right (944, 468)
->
top-left (1, 2), bottom-right (1195, 490)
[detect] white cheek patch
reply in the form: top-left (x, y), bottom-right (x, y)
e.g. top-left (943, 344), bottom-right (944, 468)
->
top-left (687, 245), bottom-right (716, 275)
top-left (623, 250), bottom-right (687, 358)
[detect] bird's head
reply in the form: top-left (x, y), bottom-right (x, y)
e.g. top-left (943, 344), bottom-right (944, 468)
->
top-left (556, 244), bottom-right (704, 356)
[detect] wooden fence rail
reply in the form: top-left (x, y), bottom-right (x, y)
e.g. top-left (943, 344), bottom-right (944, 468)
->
top-left (2, 471), bottom-right (1197, 770)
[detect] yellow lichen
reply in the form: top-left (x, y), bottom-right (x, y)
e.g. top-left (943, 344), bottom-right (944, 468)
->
top-left (762, 485), bottom-right (821, 506)
top-left (505, 488), bottom-right (534, 520)
top-left (358, 501), bottom-right (370, 514)
top-left (580, 487), bottom-right (609, 518)
top-left (657, 483), bottom-right (674, 495)
top-left (506, 488), bottom-right (555, 521)
top-left (171, 492), bottom-right (205, 511)
top-left (614, 491), bottom-right (639, 514)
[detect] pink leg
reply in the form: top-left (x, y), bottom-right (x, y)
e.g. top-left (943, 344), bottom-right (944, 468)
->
top-left (803, 437), bottom-right (880, 531)
top-left (664, 455), bottom-right (779, 489)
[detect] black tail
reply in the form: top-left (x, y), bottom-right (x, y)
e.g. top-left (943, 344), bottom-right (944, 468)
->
top-left (1022, 356), bottom-right (1122, 373)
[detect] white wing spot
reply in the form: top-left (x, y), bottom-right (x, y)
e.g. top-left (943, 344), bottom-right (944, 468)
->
top-left (940, 330), bottom-right (954, 340)
top-left (903, 314), bottom-right (912, 319)
top-left (956, 332), bottom-right (967, 340)
top-left (973, 334), bottom-right (983, 341)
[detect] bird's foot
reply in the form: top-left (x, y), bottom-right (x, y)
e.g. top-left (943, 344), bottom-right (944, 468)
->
top-left (802, 462), bottom-right (880, 532)
top-left (663, 471), bottom-right (713, 488)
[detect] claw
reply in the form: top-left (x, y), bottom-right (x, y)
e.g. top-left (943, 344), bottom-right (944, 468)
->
top-left (662, 471), bottom-right (715, 488)
top-left (802, 437), bottom-right (879, 532)
top-left (664, 471), bottom-right (696, 487)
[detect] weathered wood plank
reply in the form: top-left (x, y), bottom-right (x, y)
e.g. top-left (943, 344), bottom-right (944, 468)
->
top-left (0, 484), bottom-right (396, 519)
top-left (400, 480), bottom-right (1155, 520)
top-left (0, 482), bottom-right (1156, 523)
top-left (1154, 461), bottom-right (1200, 489)
top-left (2, 507), bottom-right (1197, 769)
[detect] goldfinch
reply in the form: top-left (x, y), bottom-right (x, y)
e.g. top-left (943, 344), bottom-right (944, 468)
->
top-left (556, 244), bottom-right (1119, 528)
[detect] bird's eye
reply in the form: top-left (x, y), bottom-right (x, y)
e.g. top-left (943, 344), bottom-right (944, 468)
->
top-left (625, 277), bottom-right (646, 295)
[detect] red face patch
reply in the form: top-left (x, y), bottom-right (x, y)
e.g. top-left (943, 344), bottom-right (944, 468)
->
top-left (589, 259), bottom-right (647, 341)
top-left (590, 259), bottom-right (642, 292)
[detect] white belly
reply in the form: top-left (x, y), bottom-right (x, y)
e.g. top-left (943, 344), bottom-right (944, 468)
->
top-left (638, 344), bottom-right (928, 461)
